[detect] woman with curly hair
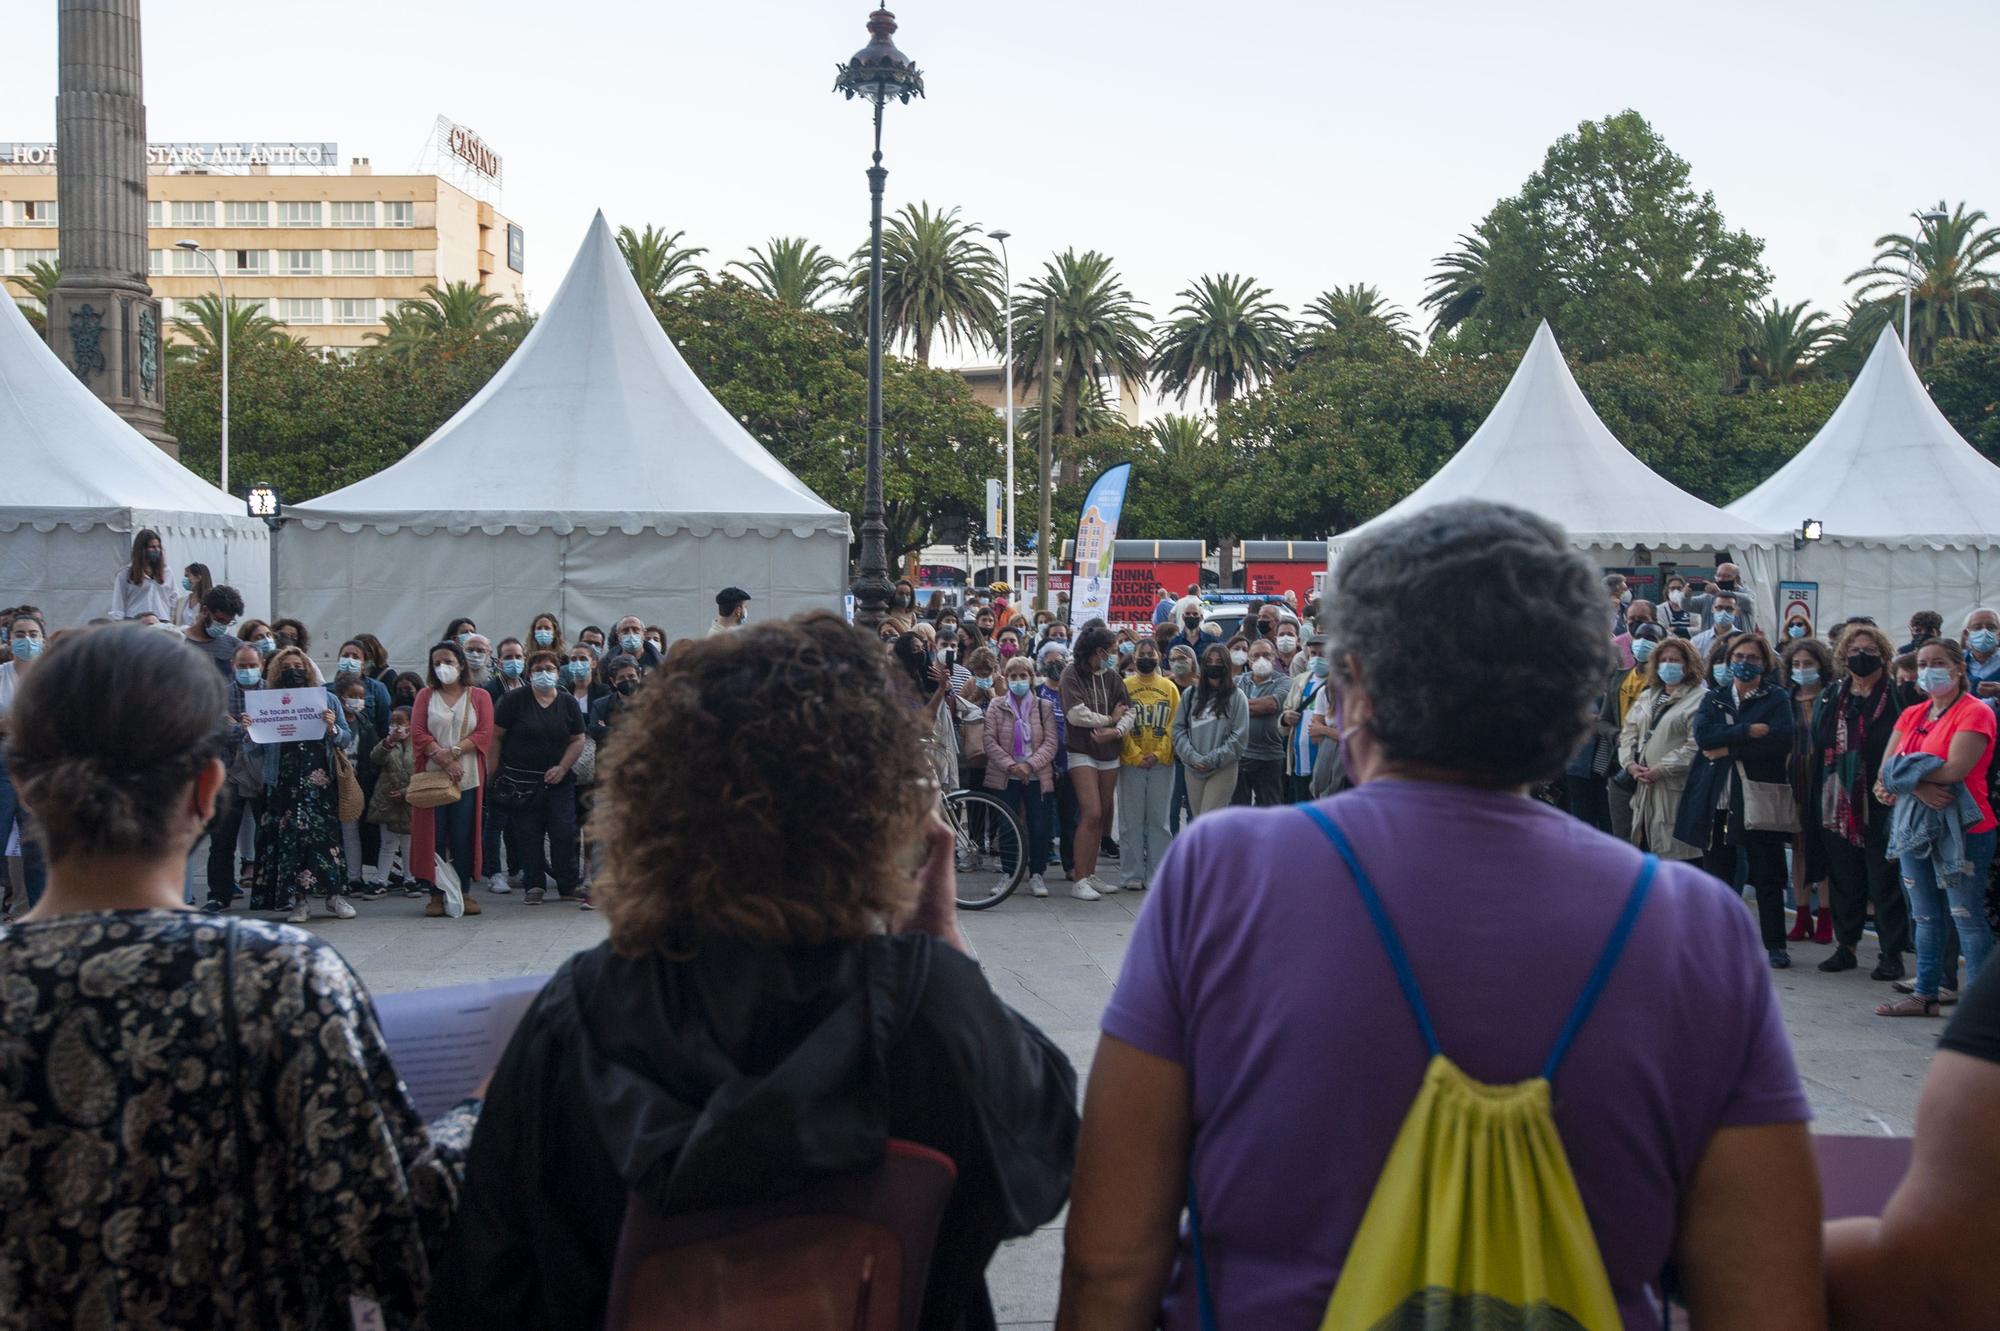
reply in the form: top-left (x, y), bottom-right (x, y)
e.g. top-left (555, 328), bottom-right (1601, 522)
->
top-left (433, 613), bottom-right (1079, 1331)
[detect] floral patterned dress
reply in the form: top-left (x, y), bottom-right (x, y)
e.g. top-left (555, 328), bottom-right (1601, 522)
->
top-left (0, 910), bottom-right (477, 1330)
top-left (251, 737), bottom-right (347, 909)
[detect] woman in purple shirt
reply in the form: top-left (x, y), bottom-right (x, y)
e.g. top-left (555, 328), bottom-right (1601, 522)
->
top-left (1058, 500), bottom-right (1822, 1331)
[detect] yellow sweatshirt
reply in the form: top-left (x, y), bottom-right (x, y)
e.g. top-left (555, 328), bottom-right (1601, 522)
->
top-left (1122, 673), bottom-right (1181, 766)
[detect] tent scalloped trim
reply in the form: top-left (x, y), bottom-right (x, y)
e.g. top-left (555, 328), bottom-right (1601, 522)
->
top-left (292, 516), bottom-right (852, 540)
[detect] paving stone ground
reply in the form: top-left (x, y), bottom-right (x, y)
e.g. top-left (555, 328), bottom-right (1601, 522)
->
top-left (263, 863), bottom-right (1936, 1331)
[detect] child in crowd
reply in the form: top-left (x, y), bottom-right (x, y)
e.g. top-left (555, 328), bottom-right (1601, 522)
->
top-left (369, 706), bottom-right (418, 895)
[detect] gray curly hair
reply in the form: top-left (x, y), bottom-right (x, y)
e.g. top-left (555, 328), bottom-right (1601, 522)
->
top-left (1327, 500), bottom-right (1612, 785)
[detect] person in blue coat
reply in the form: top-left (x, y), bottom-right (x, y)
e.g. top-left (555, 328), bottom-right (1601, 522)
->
top-left (1676, 631), bottom-right (1797, 968)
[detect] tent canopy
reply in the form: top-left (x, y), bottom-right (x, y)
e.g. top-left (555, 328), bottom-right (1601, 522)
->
top-left (291, 210), bottom-right (845, 540)
top-left (1331, 321), bottom-right (1780, 554)
top-left (1729, 326), bottom-right (2000, 548)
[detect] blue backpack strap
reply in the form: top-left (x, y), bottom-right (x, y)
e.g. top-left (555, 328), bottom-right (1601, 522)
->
top-left (1542, 854), bottom-right (1658, 1081)
top-left (1187, 1177), bottom-right (1220, 1331)
top-left (1298, 804), bottom-right (1442, 1058)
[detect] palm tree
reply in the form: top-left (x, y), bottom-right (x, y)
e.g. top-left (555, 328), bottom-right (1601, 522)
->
top-left (1421, 232), bottom-right (1489, 337)
top-left (166, 293), bottom-right (295, 366)
top-left (367, 281), bottom-right (527, 361)
top-left (1846, 203), bottom-right (2000, 365)
top-left (849, 202), bottom-right (1001, 364)
top-left (1147, 413), bottom-right (1214, 454)
top-left (728, 237), bottom-right (844, 312)
top-left (1302, 284), bottom-right (1418, 350)
top-left (1738, 300), bottom-right (1833, 388)
top-left (7, 258), bottom-right (61, 306)
top-left (1011, 250), bottom-right (1153, 480)
top-left (617, 224), bottom-right (707, 309)
top-left (1151, 273), bottom-right (1293, 408)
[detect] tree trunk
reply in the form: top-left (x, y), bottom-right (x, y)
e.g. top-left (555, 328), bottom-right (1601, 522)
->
top-left (1056, 359), bottom-right (1082, 487)
top-left (914, 325), bottom-right (931, 366)
top-left (1215, 383), bottom-right (1235, 587)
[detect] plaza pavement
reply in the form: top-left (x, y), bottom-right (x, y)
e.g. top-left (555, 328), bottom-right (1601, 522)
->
top-left (284, 870), bottom-right (1938, 1331)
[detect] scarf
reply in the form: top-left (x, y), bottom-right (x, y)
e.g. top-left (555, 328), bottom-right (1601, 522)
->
top-left (1009, 691), bottom-right (1032, 761)
top-left (1820, 680), bottom-right (1893, 846)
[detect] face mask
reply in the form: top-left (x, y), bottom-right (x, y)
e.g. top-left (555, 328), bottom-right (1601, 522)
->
top-left (146, 550), bottom-right (163, 565)
top-left (1787, 625), bottom-right (1807, 639)
top-left (1729, 660), bottom-right (1763, 682)
top-left (204, 620), bottom-right (230, 640)
top-left (1230, 650), bottom-right (1248, 668)
top-left (1919, 666), bottom-right (1957, 697)
top-left (234, 666), bottom-right (260, 686)
top-left (974, 676), bottom-right (993, 690)
top-left (456, 633), bottom-right (472, 648)
top-left (1620, 589), bottom-right (1634, 605)
top-left (1712, 663), bottom-right (1731, 687)
top-left (1118, 642), bottom-right (1136, 657)
top-left (1250, 657), bottom-right (1275, 679)
top-left (1716, 579), bottom-right (1737, 592)
top-left (395, 691), bottom-right (417, 706)
top-left (1042, 662), bottom-right (1062, 680)
top-left (563, 661), bottom-right (591, 682)
top-left (1277, 635), bottom-right (1297, 653)
top-left (998, 642), bottom-right (1018, 658)
top-left (1171, 658), bottom-right (1193, 677)
top-left (1657, 662), bottom-right (1685, 686)
top-left (1846, 651), bottom-right (1882, 678)
top-left (1102, 659), bottom-right (1119, 675)
top-left (465, 651), bottom-right (488, 669)
top-left (583, 642), bottom-right (603, 658)
top-left (1792, 668), bottom-right (1820, 687)
top-left (941, 621), bottom-right (958, 634)
top-left (1667, 590), bottom-right (1684, 607)
top-left (255, 636), bottom-right (276, 657)
top-left (647, 639), bottom-right (665, 655)
top-left (615, 678), bottom-right (638, 696)
top-left (1971, 629), bottom-right (2000, 654)
top-left (1712, 611), bottom-right (1735, 630)
top-left (342, 696), bottom-right (365, 714)
top-left (1136, 656), bottom-right (1158, 674)
top-left (434, 664), bottom-right (460, 686)
top-left (1631, 638), bottom-right (1656, 662)
top-left (278, 668), bottom-right (308, 688)
top-left (533, 628), bottom-right (555, 646)
top-left (1184, 617), bottom-right (1202, 632)
top-left (1008, 678), bottom-right (1032, 698)
top-left (500, 658), bottom-right (525, 678)
top-left (1204, 664), bottom-right (1227, 681)
top-left (620, 634), bottom-right (644, 654)
top-left (530, 670), bottom-right (561, 691)
top-left (180, 576), bottom-right (193, 592)
top-left (389, 728), bottom-right (409, 742)
top-left (1311, 656), bottom-right (1329, 678)
top-left (335, 656), bottom-right (361, 674)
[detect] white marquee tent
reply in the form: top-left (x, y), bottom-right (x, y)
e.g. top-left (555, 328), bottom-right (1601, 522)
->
top-left (276, 212), bottom-right (850, 662)
top-left (0, 293), bottom-right (269, 626)
top-left (1329, 321), bottom-right (1785, 596)
top-left (1729, 326), bottom-right (2000, 631)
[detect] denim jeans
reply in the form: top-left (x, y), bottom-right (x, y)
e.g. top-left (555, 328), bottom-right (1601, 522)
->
top-left (431, 796), bottom-right (478, 885)
top-left (999, 779), bottom-right (1051, 880)
top-left (1903, 826), bottom-right (1996, 999)
top-left (0, 745), bottom-right (45, 908)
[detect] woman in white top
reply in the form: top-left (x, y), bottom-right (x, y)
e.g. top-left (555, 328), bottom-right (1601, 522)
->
top-left (108, 528), bottom-right (173, 622)
top-left (172, 562), bottom-right (212, 627)
top-left (411, 640), bottom-right (493, 919)
top-left (0, 610), bottom-right (48, 911)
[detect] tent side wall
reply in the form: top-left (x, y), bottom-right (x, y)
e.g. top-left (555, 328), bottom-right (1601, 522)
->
top-left (0, 512), bottom-right (271, 628)
top-left (1769, 544), bottom-right (1989, 638)
top-left (274, 524), bottom-right (848, 669)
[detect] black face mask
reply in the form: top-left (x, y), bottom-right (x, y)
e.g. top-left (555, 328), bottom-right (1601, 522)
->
top-left (1715, 579), bottom-right (1737, 591)
top-left (615, 679), bottom-right (638, 696)
top-left (1136, 657), bottom-right (1158, 673)
top-left (1040, 663), bottom-right (1061, 681)
top-left (278, 668), bottom-right (308, 687)
top-left (1184, 617), bottom-right (1202, 632)
top-left (1846, 651), bottom-right (1883, 679)
top-left (1203, 665), bottom-right (1227, 681)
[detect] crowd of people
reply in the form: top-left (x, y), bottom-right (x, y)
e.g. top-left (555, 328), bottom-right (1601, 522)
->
top-left (2, 510), bottom-right (1999, 1330)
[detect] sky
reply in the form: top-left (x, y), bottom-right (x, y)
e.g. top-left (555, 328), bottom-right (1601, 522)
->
top-left (7, 0), bottom-right (1997, 388)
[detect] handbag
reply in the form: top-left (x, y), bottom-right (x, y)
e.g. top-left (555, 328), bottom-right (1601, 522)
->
top-left (405, 767), bottom-right (462, 809)
top-left (571, 734), bottom-right (597, 786)
top-left (489, 764), bottom-right (546, 812)
top-left (331, 746), bottom-right (365, 823)
top-left (1738, 761), bottom-right (1800, 833)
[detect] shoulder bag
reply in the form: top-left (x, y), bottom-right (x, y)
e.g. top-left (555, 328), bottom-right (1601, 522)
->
top-left (405, 767), bottom-right (462, 809)
top-left (331, 745), bottom-right (365, 823)
top-left (1738, 761), bottom-right (1799, 833)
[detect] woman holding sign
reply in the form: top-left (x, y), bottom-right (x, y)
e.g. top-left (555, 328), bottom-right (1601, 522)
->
top-left (412, 640), bottom-right (493, 918)
top-left (248, 646), bottom-right (354, 924)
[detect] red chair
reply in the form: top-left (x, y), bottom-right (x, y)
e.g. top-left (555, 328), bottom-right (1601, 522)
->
top-left (603, 1140), bottom-right (958, 1331)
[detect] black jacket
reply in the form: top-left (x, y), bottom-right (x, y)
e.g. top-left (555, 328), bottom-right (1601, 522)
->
top-left (431, 934), bottom-right (1078, 1331)
top-left (585, 690), bottom-right (627, 743)
top-left (1676, 680), bottom-right (1795, 846)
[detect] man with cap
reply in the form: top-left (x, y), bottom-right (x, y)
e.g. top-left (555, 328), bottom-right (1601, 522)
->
top-left (708, 587), bottom-right (751, 636)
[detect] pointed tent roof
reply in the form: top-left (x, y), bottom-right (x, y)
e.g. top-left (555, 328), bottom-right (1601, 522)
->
top-left (1728, 326), bottom-right (2000, 548)
top-left (293, 211), bottom-right (847, 538)
top-left (1331, 321), bottom-right (1778, 551)
top-left (0, 293), bottom-right (248, 529)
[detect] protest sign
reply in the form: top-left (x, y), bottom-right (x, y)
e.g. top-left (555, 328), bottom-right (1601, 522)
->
top-left (245, 686), bottom-right (329, 743)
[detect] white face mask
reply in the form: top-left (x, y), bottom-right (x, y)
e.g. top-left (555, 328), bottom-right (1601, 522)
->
top-left (434, 664), bottom-right (460, 686)
top-left (1667, 590), bottom-right (1684, 607)
top-left (342, 697), bottom-right (365, 714)
top-left (1276, 634), bottom-right (1297, 653)
top-left (1229, 650), bottom-right (1249, 668)
top-left (1250, 657), bottom-right (1275, 679)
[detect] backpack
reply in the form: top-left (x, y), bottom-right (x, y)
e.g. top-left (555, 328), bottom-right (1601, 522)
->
top-left (1192, 804), bottom-right (1657, 1331)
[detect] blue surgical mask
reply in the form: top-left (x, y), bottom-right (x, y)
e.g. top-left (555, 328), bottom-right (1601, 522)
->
top-left (1631, 638), bottom-right (1656, 663)
top-left (234, 666), bottom-right (261, 686)
top-left (500, 658), bottom-right (525, 678)
top-left (1310, 656), bottom-right (1329, 678)
top-left (1792, 668), bottom-right (1820, 687)
top-left (1712, 663), bottom-right (1731, 687)
top-left (620, 634), bottom-right (644, 654)
top-left (1118, 641), bottom-right (1136, 657)
top-left (10, 636), bottom-right (42, 662)
top-left (1008, 678), bottom-right (1031, 698)
top-left (974, 676), bottom-right (993, 690)
top-left (204, 620), bottom-right (230, 640)
top-left (530, 670), bottom-right (561, 691)
top-left (1712, 611), bottom-right (1735, 630)
top-left (456, 632), bottom-right (472, 648)
top-left (1919, 666), bottom-right (1957, 696)
top-left (533, 628), bottom-right (555, 646)
top-left (1787, 624), bottom-right (1807, 639)
top-left (255, 636), bottom-right (276, 657)
top-left (334, 656), bottom-right (361, 674)
top-left (1971, 629), bottom-right (2000, 654)
top-left (563, 661), bottom-right (591, 682)
top-left (1730, 660), bottom-right (1763, 682)
top-left (180, 576), bottom-right (193, 592)
top-left (1657, 662), bottom-right (1686, 687)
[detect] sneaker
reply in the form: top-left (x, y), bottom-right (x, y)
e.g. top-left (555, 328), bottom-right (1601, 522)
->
top-left (1094, 877), bottom-right (1121, 894)
top-left (1029, 874), bottom-right (1049, 898)
top-left (1817, 947), bottom-right (1858, 973)
top-left (524, 887), bottom-right (546, 906)
top-left (286, 899), bottom-right (311, 924)
top-left (403, 885), bottom-right (429, 899)
top-left (487, 874), bottom-right (511, 895)
top-left (328, 895), bottom-right (357, 921)
top-left (1768, 949), bottom-right (1791, 969)
top-left (1870, 956), bottom-right (1905, 982)
top-left (577, 893), bottom-right (596, 911)
top-left (1068, 879), bottom-right (1101, 902)
top-left (1121, 879), bottom-right (1146, 892)
top-left (200, 898), bottom-right (228, 914)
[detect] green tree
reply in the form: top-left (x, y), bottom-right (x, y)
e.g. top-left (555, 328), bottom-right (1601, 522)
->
top-left (1151, 273), bottom-right (1294, 407)
top-left (1300, 284), bottom-right (1418, 359)
top-left (728, 236), bottom-right (844, 312)
top-left (851, 202), bottom-right (1001, 365)
top-left (1845, 203), bottom-right (2000, 366)
top-left (1925, 338), bottom-right (2000, 461)
top-left (1420, 234), bottom-right (1487, 337)
top-left (1442, 110), bottom-right (1770, 378)
top-left (7, 258), bottom-right (60, 305)
top-left (368, 282), bottom-right (528, 363)
top-left (1737, 300), bottom-right (1833, 389)
top-left (166, 292), bottom-right (297, 368)
top-left (1011, 250), bottom-right (1152, 482)
top-left (616, 224), bottom-right (707, 310)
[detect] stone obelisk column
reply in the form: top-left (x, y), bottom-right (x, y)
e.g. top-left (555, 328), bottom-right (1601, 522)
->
top-left (46, 0), bottom-right (175, 455)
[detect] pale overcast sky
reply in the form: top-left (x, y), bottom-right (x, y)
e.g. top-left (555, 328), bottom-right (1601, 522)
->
top-left (8, 0), bottom-right (1996, 377)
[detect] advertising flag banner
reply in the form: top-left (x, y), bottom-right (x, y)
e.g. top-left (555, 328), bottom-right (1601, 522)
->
top-left (1068, 463), bottom-right (1133, 626)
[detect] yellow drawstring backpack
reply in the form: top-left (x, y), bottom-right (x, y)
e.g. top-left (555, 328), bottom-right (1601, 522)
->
top-left (1189, 804), bottom-right (1657, 1331)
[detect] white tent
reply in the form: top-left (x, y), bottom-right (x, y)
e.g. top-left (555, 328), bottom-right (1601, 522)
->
top-left (0, 293), bottom-right (269, 626)
top-left (1329, 321), bottom-right (1784, 601)
top-left (277, 212), bottom-right (850, 663)
top-left (1729, 327), bottom-right (2000, 631)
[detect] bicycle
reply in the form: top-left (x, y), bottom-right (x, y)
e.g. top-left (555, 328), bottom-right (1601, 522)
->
top-left (923, 738), bottom-right (1029, 910)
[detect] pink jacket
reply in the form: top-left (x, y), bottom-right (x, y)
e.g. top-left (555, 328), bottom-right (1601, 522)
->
top-left (982, 693), bottom-right (1058, 793)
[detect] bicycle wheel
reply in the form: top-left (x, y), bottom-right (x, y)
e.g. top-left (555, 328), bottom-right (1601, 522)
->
top-left (943, 787), bottom-right (1029, 910)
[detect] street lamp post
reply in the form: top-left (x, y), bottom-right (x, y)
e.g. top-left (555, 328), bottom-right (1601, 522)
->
top-left (834, 9), bottom-right (923, 630)
top-left (1904, 203), bottom-right (1949, 361)
top-left (991, 228), bottom-right (1014, 592)
top-left (175, 240), bottom-right (229, 494)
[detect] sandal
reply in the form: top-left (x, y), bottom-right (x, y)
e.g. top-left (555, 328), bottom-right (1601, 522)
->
top-left (1876, 995), bottom-right (1942, 1018)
